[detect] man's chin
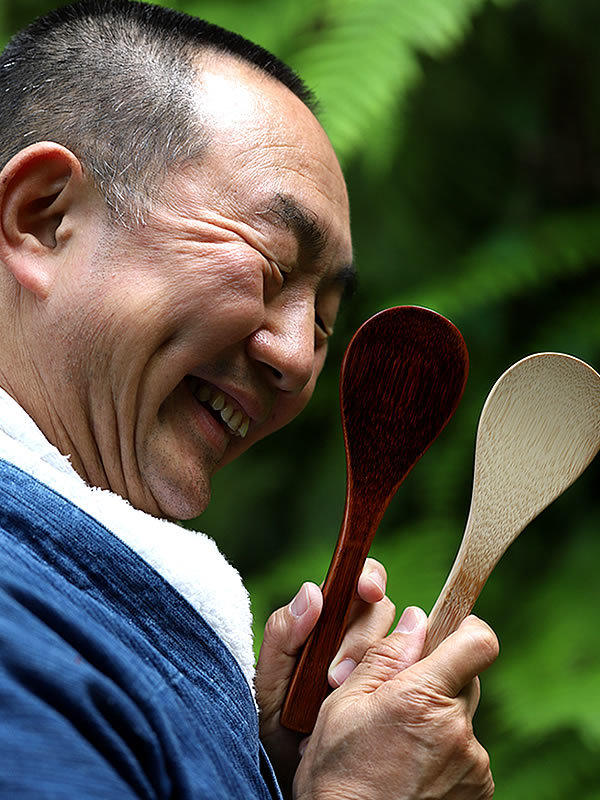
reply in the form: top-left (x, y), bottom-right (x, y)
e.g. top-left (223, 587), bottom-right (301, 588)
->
top-left (156, 487), bottom-right (211, 522)
top-left (138, 426), bottom-right (217, 519)
top-left (139, 463), bottom-right (212, 521)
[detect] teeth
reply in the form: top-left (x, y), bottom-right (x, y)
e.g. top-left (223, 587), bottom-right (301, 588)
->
top-left (198, 385), bottom-right (211, 402)
top-left (229, 410), bottom-right (243, 430)
top-left (238, 418), bottom-right (249, 438)
top-left (210, 393), bottom-right (225, 411)
top-left (193, 382), bottom-right (250, 438)
top-left (220, 405), bottom-right (234, 423)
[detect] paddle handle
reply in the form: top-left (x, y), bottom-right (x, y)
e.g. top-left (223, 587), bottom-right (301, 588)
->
top-left (422, 563), bottom-right (482, 657)
top-left (280, 505), bottom-right (377, 734)
top-left (422, 521), bottom-right (496, 658)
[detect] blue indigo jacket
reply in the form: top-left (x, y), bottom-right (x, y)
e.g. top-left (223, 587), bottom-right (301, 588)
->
top-left (0, 458), bottom-right (282, 799)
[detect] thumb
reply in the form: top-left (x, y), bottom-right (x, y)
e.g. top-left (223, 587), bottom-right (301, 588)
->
top-left (344, 606), bottom-right (428, 692)
top-left (411, 615), bottom-right (499, 698)
top-left (255, 582), bottom-right (322, 719)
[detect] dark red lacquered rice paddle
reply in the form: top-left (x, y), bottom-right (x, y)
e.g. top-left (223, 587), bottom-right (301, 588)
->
top-left (280, 305), bottom-right (469, 733)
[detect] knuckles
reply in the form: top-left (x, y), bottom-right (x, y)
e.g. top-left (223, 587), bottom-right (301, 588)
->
top-left (463, 618), bottom-right (500, 667)
top-left (262, 605), bottom-right (289, 648)
top-left (299, 616), bottom-right (497, 800)
top-left (467, 742), bottom-right (495, 800)
top-left (360, 635), bottom-right (409, 674)
top-left (379, 594), bottom-right (396, 620)
top-left (314, 684), bottom-right (494, 800)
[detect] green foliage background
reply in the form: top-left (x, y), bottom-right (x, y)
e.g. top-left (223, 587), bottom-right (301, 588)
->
top-left (2, 0), bottom-right (599, 796)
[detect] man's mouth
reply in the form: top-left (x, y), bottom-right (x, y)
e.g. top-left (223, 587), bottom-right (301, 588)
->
top-left (186, 377), bottom-right (250, 438)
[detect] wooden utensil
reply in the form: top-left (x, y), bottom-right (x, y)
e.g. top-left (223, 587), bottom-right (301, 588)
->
top-left (423, 352), bottom-right (600, 657)
top-left (280, 305), bottom-right (469, 733)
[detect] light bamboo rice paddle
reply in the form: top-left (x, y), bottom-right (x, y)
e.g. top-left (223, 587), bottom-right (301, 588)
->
top-left (423, 352), bottom-right (600, 657)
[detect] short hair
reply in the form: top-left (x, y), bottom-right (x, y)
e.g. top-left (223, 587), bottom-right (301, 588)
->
top-left (0, 0), bottom-right (316, 224)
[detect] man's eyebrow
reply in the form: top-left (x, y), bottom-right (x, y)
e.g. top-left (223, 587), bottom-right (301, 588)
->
top-left (257, 192), bottom-right (356, 296)
top-left (258, 193), bottom-right (329, 262)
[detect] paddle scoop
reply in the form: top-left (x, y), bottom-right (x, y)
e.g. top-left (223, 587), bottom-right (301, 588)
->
top-left (423, 352), bottom-right (600, 657)
top-left (280, 305), bottom-right (469, 733)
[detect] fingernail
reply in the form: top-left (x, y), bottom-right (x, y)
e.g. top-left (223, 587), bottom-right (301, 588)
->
top-left (290, 585), bottom-right (310, 618)
top-left (367, 571), bottom-right (386, 594)
top-left (329, 657), bottom-right (357, 687)
top-left (395, 606), bottom-right (420, 634)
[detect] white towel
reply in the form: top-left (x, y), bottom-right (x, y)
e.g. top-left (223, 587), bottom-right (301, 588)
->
top-left (0, 387), bottom-right (256, 690)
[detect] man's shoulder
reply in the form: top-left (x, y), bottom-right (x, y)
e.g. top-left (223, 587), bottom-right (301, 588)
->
top-left (0, 458), bottom-right (280, 799)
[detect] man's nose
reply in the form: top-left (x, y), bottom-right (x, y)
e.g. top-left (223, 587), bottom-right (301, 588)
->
top-left (247, 303), bottom-right (315, 394)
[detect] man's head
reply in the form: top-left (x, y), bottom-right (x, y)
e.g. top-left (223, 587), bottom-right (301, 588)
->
top-left (0, 1), bottom-right (353, 520)
top-left (0, 0), bottom-right (316, 225)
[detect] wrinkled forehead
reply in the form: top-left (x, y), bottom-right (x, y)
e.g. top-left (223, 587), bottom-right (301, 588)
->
top-left (188, 54), bottom-right (351, 253)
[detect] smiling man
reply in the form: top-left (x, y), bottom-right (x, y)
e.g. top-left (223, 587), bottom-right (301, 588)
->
top-left (0, 2), bottom-right (498, 799)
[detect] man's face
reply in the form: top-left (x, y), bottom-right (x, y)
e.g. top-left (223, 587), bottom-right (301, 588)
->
top-left (60, 57), bottom-right (352, 519)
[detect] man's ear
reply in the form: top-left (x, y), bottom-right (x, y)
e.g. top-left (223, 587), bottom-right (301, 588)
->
top-left (0, 142), bottom-right (89, 299)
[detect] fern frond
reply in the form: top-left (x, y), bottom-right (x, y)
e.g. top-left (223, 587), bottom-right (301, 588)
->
top-left (287, 0), bottom-right (493, 164)
top-left (178, 0), bottom-right (322, 55)
top-left (405, 207), bottom-right (600, 316)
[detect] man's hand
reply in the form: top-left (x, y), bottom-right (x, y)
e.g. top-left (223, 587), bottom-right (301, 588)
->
top-left (256, 558), bottom-right (396, 796)
top-left (294, 615), bottom-right (499, 800)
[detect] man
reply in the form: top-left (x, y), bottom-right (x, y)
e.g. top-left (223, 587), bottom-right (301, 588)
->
top-left (0, 1), bottom-right (499, 798)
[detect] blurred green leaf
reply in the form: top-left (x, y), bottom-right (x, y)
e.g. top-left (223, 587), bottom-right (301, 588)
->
top-left (409, 208), bottom-right (600, 315)
top-left (3, 0), bottom-right (600, 794)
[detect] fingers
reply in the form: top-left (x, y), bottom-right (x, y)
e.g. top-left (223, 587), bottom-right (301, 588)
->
top-left (286, 582), bottom-right (323, 650)
top-left (328, 558), bottom-right (395, 688)
top-left (341, 606), bottom-right (429, 690)
top-left (257, 558), bottom-right (393, 710)
top-left (356, 557), bottom-right (387, 603)
top-left (328, 594), bottom-right (396, 687)
top-left (295, 612), bottom-right (497, 800)
top-left (255, 582), bottom-right (322, 720)
top-left (416, 615), bottom-right (499, 698)
top-left (341, 614), bottom-right (496, 702)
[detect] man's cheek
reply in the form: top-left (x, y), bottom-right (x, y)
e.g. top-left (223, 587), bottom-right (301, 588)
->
top-left (273, 385), bottom-right (315, 432)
